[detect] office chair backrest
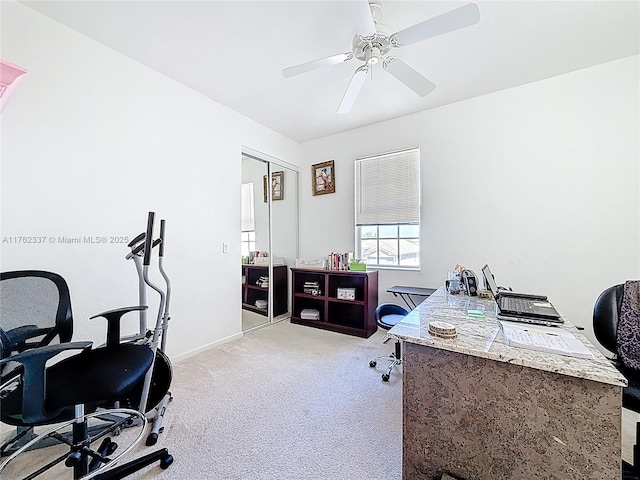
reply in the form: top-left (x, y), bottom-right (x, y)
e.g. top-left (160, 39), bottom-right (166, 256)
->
top-left (593, 284), bottom-right (624, 356)
top-left (0, 270), bottom-right (73, 360)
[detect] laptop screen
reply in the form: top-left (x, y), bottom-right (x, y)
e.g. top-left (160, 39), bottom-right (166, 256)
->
top-left (482, 264), bottom-right (500, 297)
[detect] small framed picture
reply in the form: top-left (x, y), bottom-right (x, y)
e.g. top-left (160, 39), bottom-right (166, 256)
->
top-left (263, 171), bottom-right (285, 202)
top-left (312, 160), bottom-right (335, 196)
top-left (272, 171), bottom-right (284, 201)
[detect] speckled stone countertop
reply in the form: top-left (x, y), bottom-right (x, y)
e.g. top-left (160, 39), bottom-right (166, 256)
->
top-left (389, 286), bottom-right (627, 387)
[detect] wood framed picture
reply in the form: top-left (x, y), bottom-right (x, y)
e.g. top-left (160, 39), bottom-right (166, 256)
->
top-left (272, 171), bottom-right (284, 201)
top-left (264, 171), bottom-right (284, 202)
top-left (312, 160), bottom-right (335, 196)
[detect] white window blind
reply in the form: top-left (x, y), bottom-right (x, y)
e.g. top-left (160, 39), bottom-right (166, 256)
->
top-left (241, 182), bottom-right (255, 232)
top-left (355, 148), bottom-right (420, 225)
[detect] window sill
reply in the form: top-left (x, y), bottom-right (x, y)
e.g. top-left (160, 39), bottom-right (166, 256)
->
top-left (367, 265), bottom-right (420, 272)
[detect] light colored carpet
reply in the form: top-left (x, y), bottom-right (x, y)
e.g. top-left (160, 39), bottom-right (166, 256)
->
top-left (3, 321), bottom-right (402, 480)
top-left (3, 320), bottom-right (639, 479)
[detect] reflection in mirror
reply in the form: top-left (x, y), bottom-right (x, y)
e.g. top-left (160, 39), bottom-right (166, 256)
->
top-left (241, 156), bottom-right (270, 331)
top-left (271, 165), bottom-right (298, 321)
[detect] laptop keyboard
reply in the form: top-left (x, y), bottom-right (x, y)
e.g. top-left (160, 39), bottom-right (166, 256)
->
top-left (502, 297), bottom-right (535, 313)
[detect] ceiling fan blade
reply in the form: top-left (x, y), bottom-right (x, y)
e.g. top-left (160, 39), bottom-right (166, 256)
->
top-left (383, 57), bottom-right (436, 97)
top-left (391, 3), bottom-right (480, 47)
top-left (282, 52), bottom-right (354, 78)
top-left (345, 0), bottom-right (377, 37)
top-left (337, 65), bottom-right (369, 114)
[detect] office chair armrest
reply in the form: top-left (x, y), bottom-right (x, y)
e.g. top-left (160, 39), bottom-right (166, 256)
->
top-left (0, 341), bottom-right (92, 423)
top-left (90, 306), bottom-right (148, 347)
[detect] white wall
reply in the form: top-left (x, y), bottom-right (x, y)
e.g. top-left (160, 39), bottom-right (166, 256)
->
top-left (2, 2), bottom-right (638, 359)
top-left (0, 2), bottom-right (300, 359)
top-left (299, 55), bottom-right (640, 346)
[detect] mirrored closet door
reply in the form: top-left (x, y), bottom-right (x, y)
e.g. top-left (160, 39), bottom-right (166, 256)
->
top-left (241, 152), bottom-right (298, 332)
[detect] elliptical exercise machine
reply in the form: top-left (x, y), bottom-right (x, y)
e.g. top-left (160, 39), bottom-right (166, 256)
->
top-left (122, 211), bottom-right (173, 446)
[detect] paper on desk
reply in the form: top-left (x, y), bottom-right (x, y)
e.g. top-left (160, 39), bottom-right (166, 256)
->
top-left (499, 321), bottom-right (593, 359)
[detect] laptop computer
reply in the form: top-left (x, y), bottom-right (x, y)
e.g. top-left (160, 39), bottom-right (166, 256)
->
top-left (481, 264), bottom-right (564, 326)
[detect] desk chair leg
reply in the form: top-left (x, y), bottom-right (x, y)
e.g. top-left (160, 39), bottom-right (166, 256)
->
top-left (369, 340), bottom-right (402, 382)
top-left (634, 421), bottom-right (640, 471)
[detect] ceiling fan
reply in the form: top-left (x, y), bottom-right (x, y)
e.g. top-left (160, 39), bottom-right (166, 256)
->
top-left (282, 1), bottom-right (480, 114)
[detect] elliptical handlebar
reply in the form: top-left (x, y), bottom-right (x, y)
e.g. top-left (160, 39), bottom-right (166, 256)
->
top-left (159, 220), bottom-right (166, 258)
top-left (143, 212), bottom-right (155, 267)
top-left (129, 238), bottom-right (161, 258)
top-left (128, 232), bottom-right (145, 249)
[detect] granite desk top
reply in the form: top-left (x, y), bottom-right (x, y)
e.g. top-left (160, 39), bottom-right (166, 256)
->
top-left (389, 286), bottom-right (627, 387)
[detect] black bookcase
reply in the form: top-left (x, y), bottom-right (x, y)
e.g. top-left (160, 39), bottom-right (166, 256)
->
top-left (290, 268), bottom-right (378, 338)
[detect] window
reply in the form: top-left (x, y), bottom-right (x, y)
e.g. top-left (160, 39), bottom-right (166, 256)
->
top-left (241, 231), bottom-right (255, 258)
top-left (355, 148), bottom-right (421, 269)
top-left (241, 182), bottom-right (256, 257)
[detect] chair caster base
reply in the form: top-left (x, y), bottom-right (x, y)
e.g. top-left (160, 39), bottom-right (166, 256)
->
top-left (369, 360), bottom-right (376, 368)
top-left (0, 409), bottom-right (147, 480)
top-left (382, 373), bottom-right (390, 382)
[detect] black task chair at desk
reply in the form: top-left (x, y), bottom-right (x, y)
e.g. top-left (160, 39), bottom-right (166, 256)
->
top-left (593, 283), bottom-right (640, 479)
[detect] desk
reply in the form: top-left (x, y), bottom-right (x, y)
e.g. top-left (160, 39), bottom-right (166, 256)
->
top-left (389, 286), bottom-right (626, 479)
top-left (387, 285), bottom-right (437, 309)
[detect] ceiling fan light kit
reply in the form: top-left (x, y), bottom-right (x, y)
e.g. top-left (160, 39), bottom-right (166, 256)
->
top-left (282, 1), bottom-right (480, 114)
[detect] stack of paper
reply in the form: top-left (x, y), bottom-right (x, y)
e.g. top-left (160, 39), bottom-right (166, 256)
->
top-left (499, 321), bottom-right (593, 359)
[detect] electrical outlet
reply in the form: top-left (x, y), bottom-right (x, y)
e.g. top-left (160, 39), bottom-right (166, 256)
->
top-left (222, 242), bottom-right (229, 253)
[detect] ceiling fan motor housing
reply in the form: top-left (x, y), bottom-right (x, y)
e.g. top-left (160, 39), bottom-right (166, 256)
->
top-left (352, 32), bottom-right (391, 64)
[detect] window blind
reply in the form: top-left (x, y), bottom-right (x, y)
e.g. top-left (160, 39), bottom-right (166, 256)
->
top-left (241, 182), bottom-right (255, 232)
top-left (355, 148), bottom-right (420, 225)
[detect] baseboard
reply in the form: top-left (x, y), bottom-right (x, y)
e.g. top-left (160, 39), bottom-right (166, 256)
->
top-left (172, 332), bottom-right (243, 363)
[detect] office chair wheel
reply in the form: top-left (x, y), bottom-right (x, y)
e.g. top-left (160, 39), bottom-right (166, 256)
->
top-left (160, 453), bottom-right (174, 469)
top-left (369, 360), bottom-right (377, 367)
top-left (382, 373), bottom-right (390, 382)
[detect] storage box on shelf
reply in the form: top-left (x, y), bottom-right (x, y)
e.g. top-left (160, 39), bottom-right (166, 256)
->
top-left (290, 268), bottom-right (378, 338)
top-left (242, 264), bottom-right (288, 317)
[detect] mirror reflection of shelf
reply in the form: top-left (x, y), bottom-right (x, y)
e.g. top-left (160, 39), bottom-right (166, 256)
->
top-left (242, 264), bottom-right (288, 317)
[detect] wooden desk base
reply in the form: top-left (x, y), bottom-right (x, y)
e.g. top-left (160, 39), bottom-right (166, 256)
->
top-left (403, 342), bottom-right (622, 479)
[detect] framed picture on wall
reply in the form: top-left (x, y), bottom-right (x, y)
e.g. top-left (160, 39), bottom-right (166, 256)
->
top-left (264, 171), bottom-right (285, 202)
top-left (312, 160), bottom-right (335, 196)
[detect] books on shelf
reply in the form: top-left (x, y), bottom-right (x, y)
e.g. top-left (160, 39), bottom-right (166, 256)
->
top-left (300, 308), bottom-right (320, 321)
top-left (327, 252), bottom-right (354, 271)
top-left (499, 321), bottom-right (593, 359)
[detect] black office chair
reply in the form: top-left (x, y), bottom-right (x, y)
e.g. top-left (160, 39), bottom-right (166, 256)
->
top-left (0, 272), bottom-right (173, 479)
top-left (0, 309), bottom-right (173, 479)
top-left (593, 284), bottom-right (640, 476)
top-left (0, 270), bottom-right (74, 378)
top-left (0, 270), bottom-right (77, 455)
top-left (369, 303), bottom-right (409, 381)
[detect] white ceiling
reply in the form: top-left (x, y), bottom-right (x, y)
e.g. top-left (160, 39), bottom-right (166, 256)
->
top-left (20, 0), bottom-right (640, 144)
